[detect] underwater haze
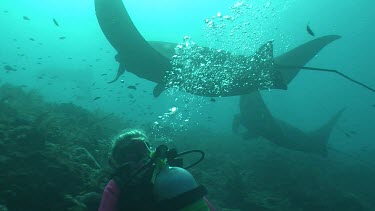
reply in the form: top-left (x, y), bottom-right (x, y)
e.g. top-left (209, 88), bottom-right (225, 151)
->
top-left (1, 0), bottom-right (375, 210)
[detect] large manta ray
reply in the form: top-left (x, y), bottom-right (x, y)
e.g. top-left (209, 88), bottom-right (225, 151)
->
top-left (95, 0), bottom-right (373, 97)
top-left (233, 91), bottom-right (344, 156)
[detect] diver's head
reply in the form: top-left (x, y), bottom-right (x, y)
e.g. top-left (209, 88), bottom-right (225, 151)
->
top-left (109, 128), bottom-right (151, 168)
top-left (154, 166), bottom-right (209, 210)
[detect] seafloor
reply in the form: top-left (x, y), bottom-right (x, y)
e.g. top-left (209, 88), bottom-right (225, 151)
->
top-left (0, 84), bottom-right (372, 211)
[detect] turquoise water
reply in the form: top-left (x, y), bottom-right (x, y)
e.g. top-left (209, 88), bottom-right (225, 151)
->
top-left (1, 0), bottom-right (375, 210)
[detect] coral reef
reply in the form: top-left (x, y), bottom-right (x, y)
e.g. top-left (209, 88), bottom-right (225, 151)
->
top-left (0, 84), bottom-right (126, 210)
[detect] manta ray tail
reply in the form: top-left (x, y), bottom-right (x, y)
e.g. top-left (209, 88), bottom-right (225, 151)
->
top-left (310, 109), bottom-right (345, 156)
top-left (276, 64), bottom-right (375, 93)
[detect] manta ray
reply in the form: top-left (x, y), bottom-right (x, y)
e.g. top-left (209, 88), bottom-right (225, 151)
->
top-left (95, 0), bottom-right (374, 97)
top-left (232, 91), bottom-right (344, 156)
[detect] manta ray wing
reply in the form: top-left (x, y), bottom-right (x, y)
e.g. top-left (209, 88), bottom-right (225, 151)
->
top-left (95, 0), bottom-right (171, 83)
top-left (275, 35), bottom-right (341, 84)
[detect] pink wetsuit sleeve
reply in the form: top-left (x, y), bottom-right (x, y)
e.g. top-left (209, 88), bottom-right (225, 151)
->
top-left (99, 179), bottom-right (121, 211)
top-left (204, 197), bottom-right (216, 211)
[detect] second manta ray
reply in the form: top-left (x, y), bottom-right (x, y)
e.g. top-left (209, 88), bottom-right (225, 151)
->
top-left (95, 0), bottom-right (373, 97)
top-left (232, 92), bottom-right (344, 156)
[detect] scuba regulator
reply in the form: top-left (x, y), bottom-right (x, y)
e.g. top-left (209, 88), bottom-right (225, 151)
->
top-left (112, 144), bottom-right (205, 189)
top-left (152, 145), bottom-right (205, 169)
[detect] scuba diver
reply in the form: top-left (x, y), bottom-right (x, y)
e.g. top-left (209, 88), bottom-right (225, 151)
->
top-left (99, 129), bottom-right (215, 211)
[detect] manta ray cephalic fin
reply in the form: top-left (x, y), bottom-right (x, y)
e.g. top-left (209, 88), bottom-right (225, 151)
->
top-left (108, 63), bottom-right (126, 83)
top-left (153, 83), bottom-right (166, 97)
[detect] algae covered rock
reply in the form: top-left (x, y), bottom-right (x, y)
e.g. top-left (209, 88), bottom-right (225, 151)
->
top-left (0, 84), bottom-right (125, 210)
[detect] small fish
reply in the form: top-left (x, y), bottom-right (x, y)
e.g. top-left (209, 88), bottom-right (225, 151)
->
top-left (349, 130), bottom-right (357, 135)
top-left (59, 36), bottom-right (66, 40)
top-left (4, 65), bottom-right (16, 71)
top-left (29, 38), bottom-right (35, 41)
top-left (306, 23), bottom-right (315, 36)
top-left (4, 10), bottom-right (8, 13)
top-left (53, 18), bottom-right (59, 27)
top-left (23, 16), bottom-right (30, 20)
top-left (101, 73), bottom-right (107, 76)
top-left (344, 132), bottom-right (352, 138)
top-left (128, 85), bottom-right (137, 90)
top-left (210, 98), bottom-right (216, 102)
top-left (373, 104), bottom-right (375, 108)
top-left (93, 97), bottom-right (101, 101)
